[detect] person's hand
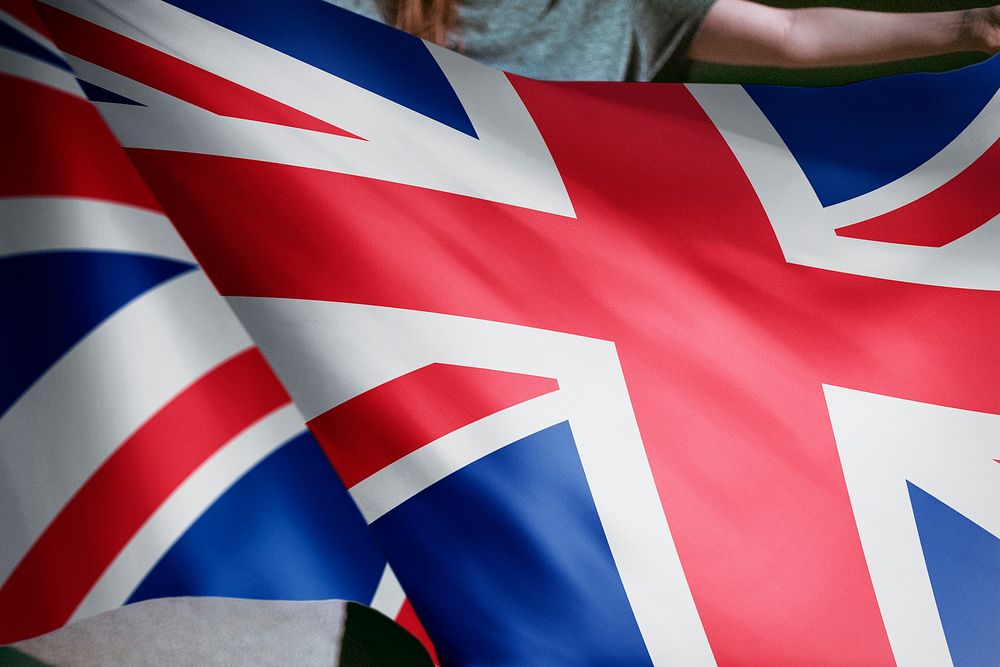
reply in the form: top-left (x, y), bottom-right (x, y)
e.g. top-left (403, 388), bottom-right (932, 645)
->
top-left (962, 6), bottom-right (1000, 54)
top-left (691, 0), bottom-right (1000, 69)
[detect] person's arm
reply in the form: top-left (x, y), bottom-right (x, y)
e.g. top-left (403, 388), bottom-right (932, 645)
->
top-left (688, 0), bottom-right (1000, 68)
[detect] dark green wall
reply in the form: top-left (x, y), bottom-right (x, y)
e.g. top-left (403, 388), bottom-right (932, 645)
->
top-left (687, 0), bottom-right (994, 84)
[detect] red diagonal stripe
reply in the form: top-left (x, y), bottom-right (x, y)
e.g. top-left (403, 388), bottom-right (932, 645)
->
top-left (0, 348), bottom-right (290, 643)
top-left (0, 73), bottom-right (160, 209)
top-left (835, 139), bottom-right (1000, 247)
top-left (396, 598), bottom-right (440, 665)
top-left (37, 4), bottom-right (362, 140)
top-left (310, 364), bottom-right (558, 489)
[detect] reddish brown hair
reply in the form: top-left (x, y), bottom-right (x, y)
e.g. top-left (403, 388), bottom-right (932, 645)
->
top-left (382, 0), bottom-right (459, 47)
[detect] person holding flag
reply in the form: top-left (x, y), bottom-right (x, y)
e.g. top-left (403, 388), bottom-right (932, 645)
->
top-left (337, 0), bottom-right (1000, 81)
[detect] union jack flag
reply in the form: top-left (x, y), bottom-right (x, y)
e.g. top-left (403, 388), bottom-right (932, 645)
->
top-left (3, 1), bottom-right (999, 665)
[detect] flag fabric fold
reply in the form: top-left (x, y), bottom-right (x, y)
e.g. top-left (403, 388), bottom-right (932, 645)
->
top-left (6, 597), bottom-right (432, 666)
top-left (0, 0), bottom-right (401, 650)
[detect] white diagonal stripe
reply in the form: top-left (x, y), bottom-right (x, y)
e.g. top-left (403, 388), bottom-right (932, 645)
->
top-left (368, 565), bottom-right (406, 619)
top-left (687, 83), bottom-right (1000, 228)
top-left (0, 197), bottom-right (194, 262)
top-left (0, 43), bottom-right (82, 99)
top-left (349, 391), bottom-right (566, 523)
top-left (70, 405), bottom-right (306, 622)
top-left (0, 271), bottom-right (252, 583)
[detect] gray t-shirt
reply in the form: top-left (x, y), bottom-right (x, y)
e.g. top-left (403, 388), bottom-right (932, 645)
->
top-left (332, 0), bottom-right (716, 81)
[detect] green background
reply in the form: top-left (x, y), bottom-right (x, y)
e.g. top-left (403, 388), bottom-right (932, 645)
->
top-left (688, 0), bottom-right (994, 84)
